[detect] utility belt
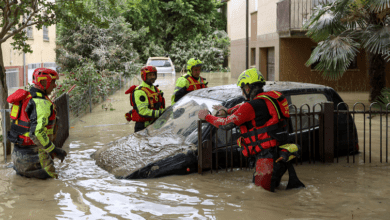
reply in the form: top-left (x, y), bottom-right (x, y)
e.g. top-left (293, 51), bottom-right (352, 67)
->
top-left (240, 140), bottom-right (301, 163)
top-left (238, 121), bottom-right (289, 156)
top-left (13, 144), bottom-right (40, 155)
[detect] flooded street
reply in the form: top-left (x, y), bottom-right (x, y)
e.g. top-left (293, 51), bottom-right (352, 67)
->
top-left (1, 72), bottom-right (390, 219)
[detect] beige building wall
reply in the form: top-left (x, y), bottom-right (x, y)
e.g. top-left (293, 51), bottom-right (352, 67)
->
top-left (25, 25), bottom-right (57, 64)
top-left (3, 23), bottom-right (57, 88)
top-left (228, 0), bottom-right (390, 92)
top-left (257, 0), bottom-right (278, 36)
top-left (229, 0), bottom-right (280, 79)
top-left (229, 1), bottom-right (246, 41)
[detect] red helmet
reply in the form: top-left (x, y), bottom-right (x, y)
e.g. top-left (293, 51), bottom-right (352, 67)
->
top-left (140, 65), bottom-right (157, 81)
top-left (32, 68), bottom-right (59, 90)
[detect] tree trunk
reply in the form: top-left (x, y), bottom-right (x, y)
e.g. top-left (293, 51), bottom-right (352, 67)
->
top-left (0, 43), bottom-right (11, 156)
top-left (367, 51), bottom-right (387, 103)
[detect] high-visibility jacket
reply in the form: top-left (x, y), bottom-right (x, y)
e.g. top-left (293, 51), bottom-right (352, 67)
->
top-left (125, 81), bottom-right (165, 123)
top-left (7, 87), bottom-right (56, 153)
top-left (238, 91), bottom-right (290, 157)
top-left (171, 71), bottom-right (208, 105)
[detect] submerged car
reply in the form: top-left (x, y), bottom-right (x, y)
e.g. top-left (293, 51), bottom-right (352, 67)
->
top-left (146, 57), bottom-right (176, 75)
top-left (92, 82), bottom-right (358, 179)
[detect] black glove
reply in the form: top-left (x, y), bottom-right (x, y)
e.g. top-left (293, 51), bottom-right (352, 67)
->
top-left (51, 148), bottom-right (67, 162)
top-left (275, 150), bottom-right (289, 163)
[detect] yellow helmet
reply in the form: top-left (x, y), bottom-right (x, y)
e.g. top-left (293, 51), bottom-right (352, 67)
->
top-left (187, 58), bottom-right (203, 72)
top-left (237, 68), bottom-right (265, 88)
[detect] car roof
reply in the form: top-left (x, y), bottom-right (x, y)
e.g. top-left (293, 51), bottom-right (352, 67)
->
top-left (189, 81), bottom-right (333, 101)
top-left (148, 57), bottom-right (170, 60)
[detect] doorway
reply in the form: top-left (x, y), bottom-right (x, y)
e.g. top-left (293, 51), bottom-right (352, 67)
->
top-left (267, 47), bottom-right (275, 81)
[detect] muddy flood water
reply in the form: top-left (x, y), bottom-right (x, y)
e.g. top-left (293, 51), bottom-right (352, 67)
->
top-left (1, 72), bottom-right (389, 219)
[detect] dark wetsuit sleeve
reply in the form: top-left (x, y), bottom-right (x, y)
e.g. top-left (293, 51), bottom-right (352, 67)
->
top-left (205, 102), bottom-right (255, 128)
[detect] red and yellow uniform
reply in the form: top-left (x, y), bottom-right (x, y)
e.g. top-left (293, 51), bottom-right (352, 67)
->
top-left (8, 87), bottom-right (58, 179)
top-left (200, 68), bottom-right (304, 192)
top-left (7, 68), bottom-right (66, 179)
top-left (171, 58), bottom-right (208, 105)
top-left (125, 81), bottom-right (165, 132)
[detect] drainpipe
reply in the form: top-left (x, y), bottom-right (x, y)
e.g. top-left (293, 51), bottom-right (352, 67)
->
top-left (246, 0), bottom-right (249, 69)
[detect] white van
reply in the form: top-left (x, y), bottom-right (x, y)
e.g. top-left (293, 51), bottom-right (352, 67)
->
top-left (146, 57), bottom-right (176, 76)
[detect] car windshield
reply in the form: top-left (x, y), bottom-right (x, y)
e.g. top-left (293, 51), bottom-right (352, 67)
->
top-left (149, 59), bottom-right (171, 67)
top-left (147, 95), bottom-right (222, 144)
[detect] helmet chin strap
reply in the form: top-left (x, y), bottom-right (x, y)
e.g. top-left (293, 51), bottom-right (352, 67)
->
top-left (242, 85), bottom-right (252, 100)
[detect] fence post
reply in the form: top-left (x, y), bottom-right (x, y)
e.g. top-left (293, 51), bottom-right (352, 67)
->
top-left (1, 109), bottom-right (11, 163)
top-left (2, 110), bottom-right (6, 162)
top-left (198, 120), bottom-right (203, 174)
top-left (322, 102), bottom-right (334, 162)
top-left (66, 94), bottom-right (70, 129)
top-left (89, 85), bottom-right (92, 113)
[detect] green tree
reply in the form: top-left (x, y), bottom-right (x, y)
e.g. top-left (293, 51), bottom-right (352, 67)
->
top-left (122, 0), bottom-right (226, 61)
top-left (305, 0), bottom-right (390, 102)
top-left (169, 30), bottom-right (230, 72)
top-left (0, 0), bottom-right (107, 154)
top-left (55, 16), bottom-right (144, 115)
top-left (56, 16), bottom-right (143, 78)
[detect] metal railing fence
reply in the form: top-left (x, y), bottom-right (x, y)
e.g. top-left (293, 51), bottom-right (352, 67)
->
top-left (277, 0), bottom-right (336, 33)
top-left (197, 101), bottom-right (390, 174)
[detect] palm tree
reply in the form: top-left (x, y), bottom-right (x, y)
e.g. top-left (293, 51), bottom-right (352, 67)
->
top-left (304, 0), bottom-right (390, 102)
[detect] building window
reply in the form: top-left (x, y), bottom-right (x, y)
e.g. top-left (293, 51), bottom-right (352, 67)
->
top-left (310, 48), bottom-right (358, 70)
top-left (26, 21), bottom-right (33, 39)
top-left (28, 63), bottom-right (42, 84)
top-left (6, 68), bottom-right (19, 88)
top-left (28, 63), bottom-right (41, 69)
top-left (251, 48), bottom-right (256, 66)
top-left (44, 62), bottom-right (57, 69)
top-left (43, 25), bottom-right (49, 41)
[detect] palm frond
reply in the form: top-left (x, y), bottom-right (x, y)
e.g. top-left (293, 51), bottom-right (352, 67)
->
top-left (366, 0), bottom-right (390, 13)
top-left (305, 1), bottom-right (351, 42)
top-left (339, 0), bottom-right (371, 29)
top-left (334, 0), bottom-right (354, 13)
top-left (305, 36), bottom-right (360, 80)
top-left (375, 87), bottom-right (390, 107)
top-left (361, 25), bottom-right (390, 61)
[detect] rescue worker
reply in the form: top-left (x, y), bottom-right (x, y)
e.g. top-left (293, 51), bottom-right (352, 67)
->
top-left (171, 58), bottom-right (208, 105)
top-left (125, 65), bottom-right (165, 132)
top-left (198, 68), bottom-right (305, 192)
top-left (7, 68), bottom-right (67, 179)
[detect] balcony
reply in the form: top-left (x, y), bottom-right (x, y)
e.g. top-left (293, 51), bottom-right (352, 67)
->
top-left (277, 0), bottom-right (334, 38)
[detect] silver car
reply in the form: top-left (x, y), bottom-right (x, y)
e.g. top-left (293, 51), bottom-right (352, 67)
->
top-left (146, 57), bottom-right (176, 76)
top-left (93, 82), bottom-right (358, 179)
